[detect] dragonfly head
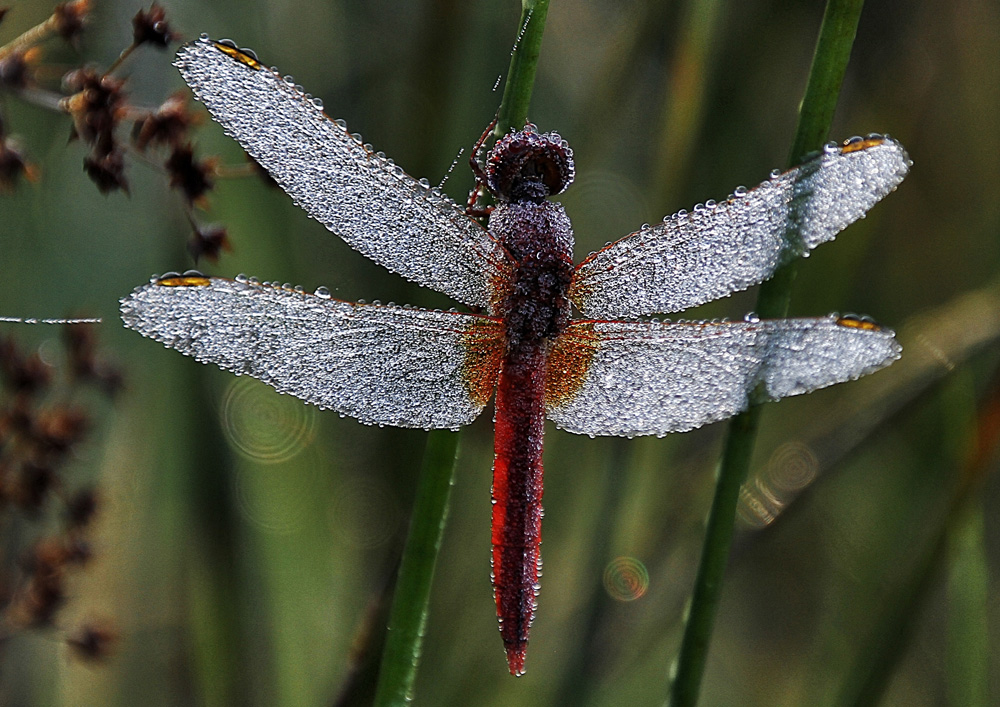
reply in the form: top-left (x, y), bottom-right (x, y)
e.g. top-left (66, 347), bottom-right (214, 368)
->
top-left (486, 124), bottom-right (575, 204)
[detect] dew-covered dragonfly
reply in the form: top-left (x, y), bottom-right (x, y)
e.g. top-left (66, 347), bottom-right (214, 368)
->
top-left (120, 37), bottom-right (910, 675)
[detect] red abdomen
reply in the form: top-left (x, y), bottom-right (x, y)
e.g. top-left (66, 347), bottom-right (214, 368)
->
top-left (492, 342), bottom-right (547, 676)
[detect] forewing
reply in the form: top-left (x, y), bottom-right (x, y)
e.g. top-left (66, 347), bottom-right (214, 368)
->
top-left (570, 137), bottom-right (910, 318)
top-left (545, 316), bottom-right (900, 437)
top-left (121, 275), bottom-right (505, 429)
top-left (175, 38), bottom-right (512, 311)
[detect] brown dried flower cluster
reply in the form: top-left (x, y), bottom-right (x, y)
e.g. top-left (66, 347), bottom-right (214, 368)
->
top-left (0, 324), bottom-right (120, 660)
top-left (0, 2), bottom-right (250, 263)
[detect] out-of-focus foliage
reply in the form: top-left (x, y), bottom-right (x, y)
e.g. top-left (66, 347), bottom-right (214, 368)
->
top-left (1, 1), bottom-right (997, 705)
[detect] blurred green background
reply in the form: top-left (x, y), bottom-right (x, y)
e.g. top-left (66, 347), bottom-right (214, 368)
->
top-left (2, 0), bottom-right (998, 705)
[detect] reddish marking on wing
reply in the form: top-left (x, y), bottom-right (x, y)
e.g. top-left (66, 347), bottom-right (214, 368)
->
top-left (487, 260), bottom-right (515, 318)
top-left (491, 344), bottom-right (547, 676)
top-left (461, 317), bottom-right (505, 406)
top-left (213, 41), bottom-right (262, 70)
top-left (156, 275), bottom-right (212, 287)
top-left (545, 322), bottom-right (600, 408)
top-left (567, 263), bottom-right (599, 313)
top-left (834, 315), bottom-right (883, 331)
top-left (840, 136), bottom-right (885, 154)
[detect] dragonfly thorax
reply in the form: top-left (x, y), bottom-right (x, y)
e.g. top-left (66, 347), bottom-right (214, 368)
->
top-left (490, 200), bottom-right (574, 350)
top-left (486, 125), bottom-right (575, 203)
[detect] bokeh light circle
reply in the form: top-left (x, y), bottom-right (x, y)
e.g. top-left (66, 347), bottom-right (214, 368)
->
top-left (767, 441), bottom-right (818, 492)
top-left (739, 441), bottom-right (819, 527)
top-left (233, 450), bottom-right (322, 535)
top-left (221, 377), bottom-right (316, 462)
top-left (602, 556), bottom-right (650, 602)
top-left (329, 478), bottom-right (400, 550)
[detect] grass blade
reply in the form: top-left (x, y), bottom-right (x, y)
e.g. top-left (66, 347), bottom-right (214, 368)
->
top-left (668, 2), bottom-right (867, 705)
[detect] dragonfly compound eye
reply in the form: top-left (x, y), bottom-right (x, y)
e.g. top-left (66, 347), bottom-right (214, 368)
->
top-left (487, 125), bottom-right (575, 203)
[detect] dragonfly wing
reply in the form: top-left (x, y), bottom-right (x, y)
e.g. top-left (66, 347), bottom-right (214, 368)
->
top-left (121, 275), bottom-right (505, 429)
top-left (545, 316), bottom-right (900, 437)
top-left (570, 137), bottom-right (910, 318)
top-left (175, 38), bottom-right (512, 311)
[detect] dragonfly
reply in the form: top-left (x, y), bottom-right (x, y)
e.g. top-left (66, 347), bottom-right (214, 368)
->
top-left (120, 36), bottom-right (910, 676)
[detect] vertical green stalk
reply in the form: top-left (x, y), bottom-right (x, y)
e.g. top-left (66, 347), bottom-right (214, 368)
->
top-left (668, 2), bottom-right (867, 706)
top-left (496, 0), bottom-right (551, 134)
top-left (945, 500), bottom-right (990, 707)
top-left (373, 3), bottom-right (551, 703)
top-left (373, 430), bottom-right (460, 707)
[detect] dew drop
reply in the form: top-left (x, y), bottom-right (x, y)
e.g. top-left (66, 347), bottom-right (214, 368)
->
top-left (314, 285), bottom-right (331, 299)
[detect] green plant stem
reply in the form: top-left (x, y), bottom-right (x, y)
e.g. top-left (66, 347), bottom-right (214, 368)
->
top-left (373, 5), bottom-right (551, 702)
top-left (496, 0), bottom-right (551, 135)
top-left (373, 430), bottom-right (460, 707)
top-left (667, 2), bottom-right (866, 706)
top-left (945, 500), bottom-right (990, 707)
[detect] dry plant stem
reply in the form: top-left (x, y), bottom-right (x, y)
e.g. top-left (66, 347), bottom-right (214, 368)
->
top-left (0, 16), bottom-right (57, 61)
top-left (667, 1), bottom-right (867, 705)
top-left (14, 86), bottom-right (65, 112)
top-left (372, 2), bottom-right (551, 702)
top-left (105, 43), bottom-right (137, 75)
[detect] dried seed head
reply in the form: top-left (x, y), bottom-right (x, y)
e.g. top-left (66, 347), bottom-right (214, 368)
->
top-left (83, 148), bottom-right (128, 194)
top-left (33, 407), bottom-right (88, 452)
top-left (61, 69), bottom-right (127, 154)
top-left (53, 0), bottom-right (91, 44)
top-left (132, 3), bottom-right (177, 48)
top-left (0, 135), bottom-right (37, 190)
top-left (187, 223), bottom-right (231, 263)
top-left (67, 620), bottom-right (119, 661)
top-left (132, 92), bottom-right (196, 151)
top-left (166, 143), bottom-right (215, 203)
top-left (0, 50), bottom-right (29, 90)
top-left (0, 336), bottom-right (51, 392)
top-left (13, 461), bottom-right (56, 512)
top-left (65, 488), bottom-right (99, 529)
